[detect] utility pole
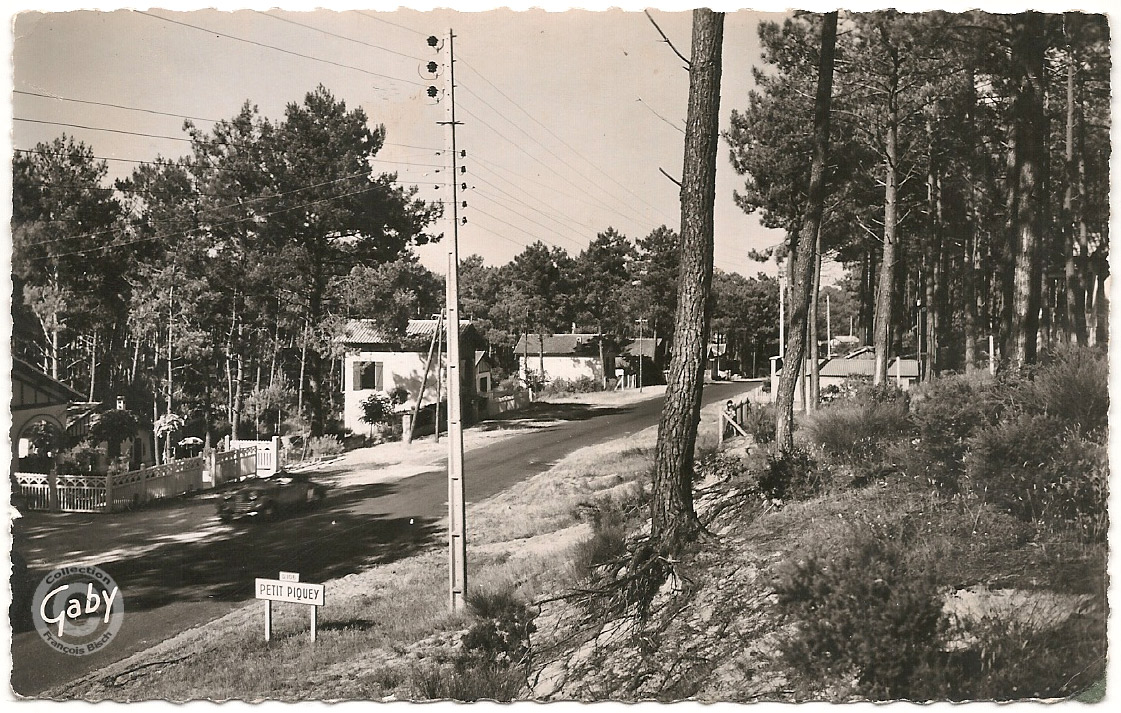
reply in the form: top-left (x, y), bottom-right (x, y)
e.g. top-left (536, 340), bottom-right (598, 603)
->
top-left (635, 317), bottom-right (648, 391)
top-left (430, 29), bottom-right (467, 613)
top-left (826, 292), bottom-right (832, 358)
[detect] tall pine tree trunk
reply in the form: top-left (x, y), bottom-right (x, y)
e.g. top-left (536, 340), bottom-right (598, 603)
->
top-left (808, 237), bottom-right (821, 409)
top-left (1063, 17), bottom-right (1089, 346)
top-left (873, 111), bottom-right (899, 384)
top-left (775, 11), bottom-right (836, 451)
top-left (651, 9), bottom-right (723, 550)
top-left (1010, 12), bottom-right (1047, 366)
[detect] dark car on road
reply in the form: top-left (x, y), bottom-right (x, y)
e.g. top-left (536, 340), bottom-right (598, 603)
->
top-left (217, 470), bottom-right (327, 523)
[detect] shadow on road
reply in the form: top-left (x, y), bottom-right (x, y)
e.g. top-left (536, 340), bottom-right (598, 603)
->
top-left (478, 403), bottom-right (631, 431)
top-left (12, 482), bottom-right (441, 632)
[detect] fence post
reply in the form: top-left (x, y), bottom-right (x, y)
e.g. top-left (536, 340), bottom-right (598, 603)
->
top-left (272, 436), bottom-right (282, 470)
top-left (48, 467), bottom-right (59, 512)
top-left (105, 471), bottom-right (114, 512)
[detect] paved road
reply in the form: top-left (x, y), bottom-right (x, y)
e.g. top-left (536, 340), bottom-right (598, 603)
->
top-left (10, 383), bottom-right (755, 696)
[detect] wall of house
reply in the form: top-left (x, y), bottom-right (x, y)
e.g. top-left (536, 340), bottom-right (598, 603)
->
top-left (343, 350), bottom-right (438, 434)
top-left (343, 349), bottom-right (493, 435)
top-left (518, 355), bottom-right (605, 384)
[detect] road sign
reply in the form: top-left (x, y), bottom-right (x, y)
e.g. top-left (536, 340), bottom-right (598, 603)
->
top-left (255, 579), bottom-right (324, 606)
top-left (255, 576), bottom-right (325, 643)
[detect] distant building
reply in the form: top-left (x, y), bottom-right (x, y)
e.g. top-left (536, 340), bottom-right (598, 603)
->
top-left (616, 337), bottom-right (664, 388)
top-left (340, 319), bottom-right (492, 435)
top-left (514, 333), bottom-right (616, 385)
top-left (769, 348), bottom-right (920, 407)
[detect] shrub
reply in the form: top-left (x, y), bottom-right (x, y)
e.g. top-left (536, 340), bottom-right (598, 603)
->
top-left (409, 660), bottom-right (525, 702)
top-left (964, 414), bottom-right (1107, 541)
top-left (774, 530), bottom-right (944, 699)
top-left (693, 451), bottom-right (747, 484)
top-left (930, 608), bottom-right (1108, 700)
top-left (757, 446), bottom-right (824, 502)
top-left (568, 505), bottom-right (627, 582)
top-left (463, 586), bottom-right (537, 667)
top-left (832, 376), bottom-right (910, 408)
top-left (909, 375), bottom-right (996, 479)
top-left (544, 376), bottom-right (601, 395)
top-left (1019, 346), bottom-right (1108, 435)
top-left (304, 435), bottom-right (344, 458)
top-left (409, 586), bottom-right (535, 702)
top-left (360, 390), bottom-right (403, 427)
top-left (806, 399), bottom-right (911, 463)
top-left (55, 443), bottom-right (102, 475)
top-left (744, 402), bottom-right (776, 444)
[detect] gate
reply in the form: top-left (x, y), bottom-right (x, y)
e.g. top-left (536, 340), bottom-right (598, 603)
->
top-left (228, 436), bottom-right (283, 477)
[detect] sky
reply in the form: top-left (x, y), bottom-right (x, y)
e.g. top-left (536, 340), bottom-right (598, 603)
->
top-left (8, 3), bottom-right (805, 281)
top-left (5, 0), bottom-right (1116, 286)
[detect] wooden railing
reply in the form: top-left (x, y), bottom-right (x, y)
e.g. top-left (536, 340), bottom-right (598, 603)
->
top-left (718, 397), bottom-right (753, 448)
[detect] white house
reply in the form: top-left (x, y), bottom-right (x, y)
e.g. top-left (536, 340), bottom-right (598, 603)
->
top-left (513, 333), bottom-right (615, 385)
top-left (340, 319), bottom-right (491, 435)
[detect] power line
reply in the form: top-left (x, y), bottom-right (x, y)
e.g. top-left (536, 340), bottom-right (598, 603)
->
top-left (468, 171), bottom-right (592, 242)
top-left (135, 10), bottom-right (425, 87)
top-left (15, 105), bottom-right (440, 155)
top-left (470, 206), bottom-right (563, 252)
top-left (14, 89), bottom-right (220, 123)
top-left (453, 212), bottom-right (532, 249)
top-left (13, 131), bottom-right (446, 170)
top-left (355, 11), bottom-right (426, 37)
top-left (457, 56), bottom-right (678, 225)
top-left (456, 82), bottom-right (653, 229)
top-left (19, 162), bottom-right (444, 248)
top-left (456, 104), bottom-right (630, 225)
top-left (470, 152), bottom-right (625, 221)
top-left (473, 187), bottom-right (586, 250)
top-left (254, 10), bottom-right (427, 62)
top-left (15, 116), bottom-right (193, 144)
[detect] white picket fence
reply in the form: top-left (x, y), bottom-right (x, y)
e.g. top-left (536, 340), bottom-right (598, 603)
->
top-left (209, 446), bottom-right (258, 486)
top-left (13, 445), bottom-right (260, 514)
top-left (229, 436), bottom-right (283, 477)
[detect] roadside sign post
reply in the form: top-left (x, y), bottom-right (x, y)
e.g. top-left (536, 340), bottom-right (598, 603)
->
top-left (255, 573), bottom-right (324, 643)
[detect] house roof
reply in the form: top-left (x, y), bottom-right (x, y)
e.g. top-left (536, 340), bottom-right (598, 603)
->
top-left (11, 358), bottom-right (84, 409)
top-left (341, 318), bottom-right (477, 346)
top-left (818, 357), bottom-right (919, 379)
top-left (514, 333), bottom-right (604, 356)
top-left (622, 337), bottom-right (661, 359)
top-left (341, 320), bottom-right (396, 344)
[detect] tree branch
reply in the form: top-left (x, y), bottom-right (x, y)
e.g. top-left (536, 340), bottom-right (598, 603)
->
top-left (659, 167), bottom-right (683, 187)
top-left (645, 10), bottom-right (691, 70)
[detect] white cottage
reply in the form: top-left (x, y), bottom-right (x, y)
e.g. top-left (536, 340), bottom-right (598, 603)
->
top-left (340, 319), bottom-right (491, 434)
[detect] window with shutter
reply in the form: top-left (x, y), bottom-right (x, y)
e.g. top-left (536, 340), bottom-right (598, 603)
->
top-left (352, 361), bottom-right (364, 391)
top-left (355, 361), bottom-right (384, 390)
